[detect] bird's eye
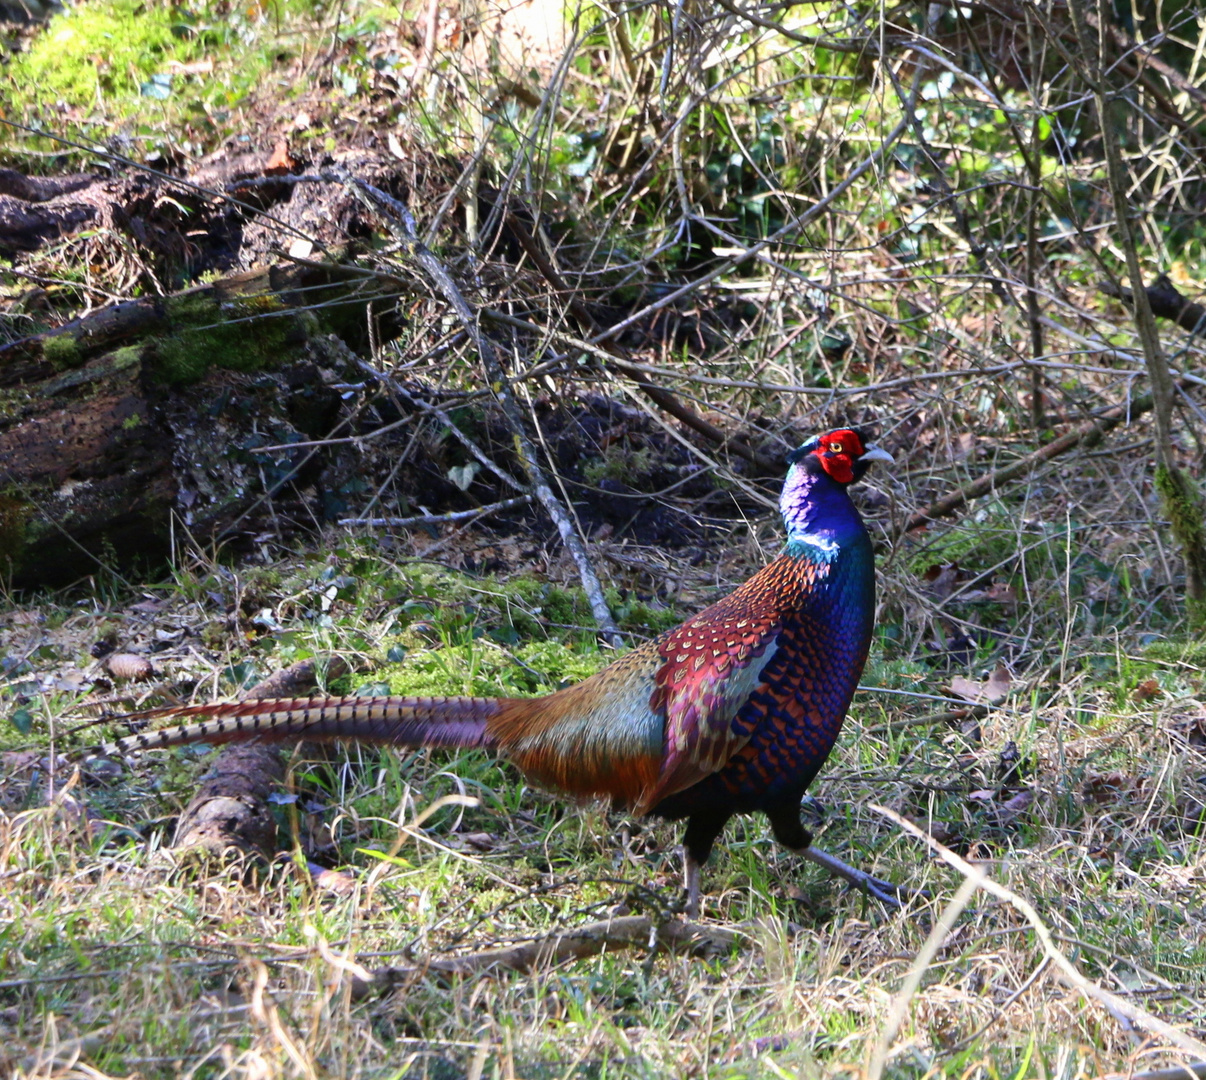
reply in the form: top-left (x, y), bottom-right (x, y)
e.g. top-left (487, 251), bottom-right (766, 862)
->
top-left (828, 442), bottom-right (843, 453)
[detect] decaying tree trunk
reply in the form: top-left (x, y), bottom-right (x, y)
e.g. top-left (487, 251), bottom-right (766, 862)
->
top-left (171, 656), bottom-right (349, 857)
top-left (1, 259), bottom-right (403, 585)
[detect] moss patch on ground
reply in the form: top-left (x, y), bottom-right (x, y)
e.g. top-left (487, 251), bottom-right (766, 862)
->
top-left (6, 0), bottom-right (204, 109)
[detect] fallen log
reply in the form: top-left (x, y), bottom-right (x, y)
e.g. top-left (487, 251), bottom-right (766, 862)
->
top-left (0, 259), bottom-right (403, 585)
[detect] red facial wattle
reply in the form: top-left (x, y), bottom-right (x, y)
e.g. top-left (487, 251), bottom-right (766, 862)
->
top-left (812, 429), bottom-right (866, 484)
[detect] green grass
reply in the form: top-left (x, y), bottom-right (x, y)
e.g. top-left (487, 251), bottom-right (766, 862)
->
top-left (3, 517), bottom-right (1205, 1077)
top-left (0, 0), bottom-right (350, 157)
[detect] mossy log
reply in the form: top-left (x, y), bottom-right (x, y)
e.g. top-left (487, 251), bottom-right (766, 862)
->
top-left (1, 259), bottom-right (403, 586)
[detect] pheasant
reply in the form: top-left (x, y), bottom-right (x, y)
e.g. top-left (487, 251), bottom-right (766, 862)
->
top-left (95, 428), bottom-right (898, 915)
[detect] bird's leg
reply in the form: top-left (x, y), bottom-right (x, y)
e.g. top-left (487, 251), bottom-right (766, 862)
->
top-left (681, 813), bottom-right (726, 919)
top-left (766, 804), bottom-right (916, 908)
top-left (683, 851), bottom-right (702, 919)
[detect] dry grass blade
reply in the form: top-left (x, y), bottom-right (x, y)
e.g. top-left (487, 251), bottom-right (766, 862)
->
top-left (872, 804), bottom-right (1206, 1062)
top-left (866, 866), bottom-right (986, 1079)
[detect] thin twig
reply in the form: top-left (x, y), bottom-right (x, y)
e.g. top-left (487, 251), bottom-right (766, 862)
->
top-left (904, 385), bottom-right (1177, 531)
top-left (1095, 1065), bottom-right (1206, 1080)
top-left (586, 105), bottom-right (917, 349)
top-left (339, 496), bottom-right (532, 528)
top-left (337, 172), bottom-right (622, 644)
top-left (349, 916), bottom-right (742, 998)
top-left (872, 804), bottom-right (1206, 1060)
top-left (496, 209), bottom-right (779, 471)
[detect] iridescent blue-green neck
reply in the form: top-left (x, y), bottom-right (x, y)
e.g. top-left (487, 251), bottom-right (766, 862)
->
top-left (779, 460), bottom-right (868, 565)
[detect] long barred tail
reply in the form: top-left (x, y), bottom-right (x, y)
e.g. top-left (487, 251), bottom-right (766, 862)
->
top-left (99, 696), bottom-right (508, 757)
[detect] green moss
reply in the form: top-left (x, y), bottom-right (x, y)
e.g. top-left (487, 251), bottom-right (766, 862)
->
top-left (539, 585), bottom-right (593, 628)
top-left (1143, 639), bottom-right (1206, 666)
top-left (608, 592), bottom-right (681, 636)
top-left (154, 292), bottom-right (295, 385)
top-left (5, 0), bottom-right (201, 108)
top-left (41, 333), bottom-right (82, 371)
top-left (378, 637), bottom-right (611, 699)
top-left (1154, 462), bottom-right (1206, 628)
top-left (583, 445), bottom-right (655, 486)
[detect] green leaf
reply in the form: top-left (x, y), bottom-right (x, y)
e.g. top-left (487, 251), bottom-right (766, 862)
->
top-left (222, 662), bottom-right (259, 690)
top-left (9, 708), bottom-right (33, 735)
top-left (140, 73), bottom-right (174, 99)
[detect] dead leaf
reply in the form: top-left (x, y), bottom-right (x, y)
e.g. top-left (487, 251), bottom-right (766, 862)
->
top-left (266, 137), bottom-right (295, 173)
top-left (1083, 771), bottom-right (1145, 803)
top-left (952, 432), bottom-right (976, 460)
top-left (946, 662), bottom-right (1012, 705)
top-left (128, 599), bottom-right (166, 614)
top-left (309, 863), bottom-right (358, 896)
top-left (460, 832), bottom-right (496, 851)
top-left (53, 670), bottom-right (92, 693)
top-left (165, 58), bottom-right (215, 76)
top-left (924, 562), bottom-right (964, 600)
top-left (985, 581), bottom-right (1018, 604)
top-left (1, 751), bottom-right (42, 774)
top-left (1133, 679), bottom-right (1162, 702)
top-left (996, 789), bottom-right (1034, 822)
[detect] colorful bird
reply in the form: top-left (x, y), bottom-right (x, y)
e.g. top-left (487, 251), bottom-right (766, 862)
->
top-left (97, 429), bottom-right (899, 915)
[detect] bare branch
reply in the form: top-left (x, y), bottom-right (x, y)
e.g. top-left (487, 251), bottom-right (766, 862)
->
top-left (350, 916), bottom-right (743, 998)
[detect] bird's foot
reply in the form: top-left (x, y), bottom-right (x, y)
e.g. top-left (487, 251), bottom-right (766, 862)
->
top-left (683, 851), bottom-right (702, 919)
top-left (796, 844), bottom-right (924, 908)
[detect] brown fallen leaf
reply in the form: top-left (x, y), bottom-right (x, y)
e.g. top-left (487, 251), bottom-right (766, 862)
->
top-left (996, 789), bottom-right (1035, 822)
top-left (165, 58), bottom-right (215, 76)
top-left (1083, 771), bottom-right (1145, 803)
top-left (266, 137), bottom-right (296, 173)
top-left (459, 832), bottom-right (497, 851)
top-left (309, 863), bottom-right (358, 896)
top-left (924, 562), bottom-right (965, 600)
top-left (1132, 678), bottom-right (1162, 702)
top-left (946, 661), bottom-right (1012, 706)
top-left (1, 751), bottom-right (42, 774)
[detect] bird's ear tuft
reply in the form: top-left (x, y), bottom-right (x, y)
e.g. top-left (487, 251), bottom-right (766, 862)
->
top-left (787, 436), bottom-right (820, 465)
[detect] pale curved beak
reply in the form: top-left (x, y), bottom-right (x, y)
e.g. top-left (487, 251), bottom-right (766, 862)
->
top-left (861, 443), bottom-right (894, 464)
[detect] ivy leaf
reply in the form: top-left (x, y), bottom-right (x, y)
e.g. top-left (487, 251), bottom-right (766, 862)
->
top-left (447, 462), bottom-right (480, 491)
top-left (9, 708), bottom-right (32, 735)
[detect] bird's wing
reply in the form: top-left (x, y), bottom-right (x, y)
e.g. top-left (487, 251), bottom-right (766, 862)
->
top-left (635, 555), bottom-right (826, 813)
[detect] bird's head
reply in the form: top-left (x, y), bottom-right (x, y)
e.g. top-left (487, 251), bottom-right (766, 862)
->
top-left (787, 428), bottom-right (893, 485)
top-left (780, 429), bottom-right (893, 549)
